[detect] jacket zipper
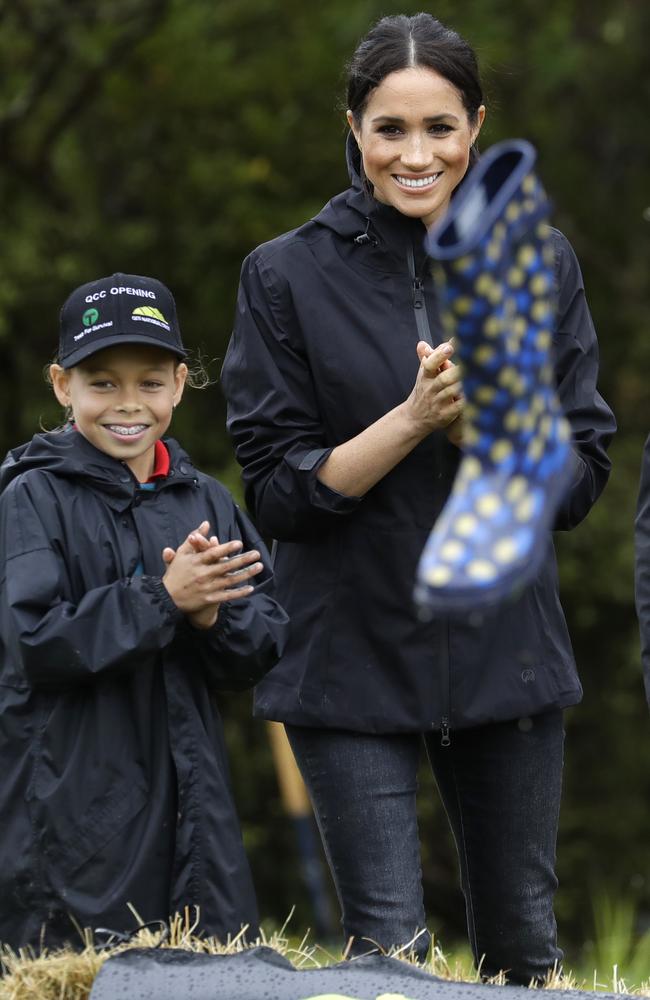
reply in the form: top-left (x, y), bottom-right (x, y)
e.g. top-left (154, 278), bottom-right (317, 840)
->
top-left (407, 243), bottom-right (453, 746)
top-left (439, 622), bottom-right (452, 747)
top-left (407, 244), bottom-right (433, 347)
top-left (439, 441), bottom-right (453, 747)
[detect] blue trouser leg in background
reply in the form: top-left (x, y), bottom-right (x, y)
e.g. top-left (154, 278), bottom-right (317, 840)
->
top-left (417, 140), bottom-right (573, 613)
top-left (286, 712), bottom-right (564, 985)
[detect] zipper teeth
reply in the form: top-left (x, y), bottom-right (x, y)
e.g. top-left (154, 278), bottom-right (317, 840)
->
top-left (409, 243), bottom-right (451, 740)
top-left (440, 620), bottom-right (451, 746)
top-left (408, 244), bottom-right (433, 346)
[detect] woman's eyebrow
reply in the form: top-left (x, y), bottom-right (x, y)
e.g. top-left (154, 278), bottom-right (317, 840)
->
top-left (370, 113), bottom-right (460, 125)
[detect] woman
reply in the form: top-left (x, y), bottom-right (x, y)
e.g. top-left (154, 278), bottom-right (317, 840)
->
top-left (221, 13), bottom-right (615, 984)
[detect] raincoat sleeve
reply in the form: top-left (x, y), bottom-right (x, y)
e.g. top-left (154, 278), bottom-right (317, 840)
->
top-left (179, 494), bottom-right (290, 692)
top-left (221, 250), bottom-right (361, 541)
top-left (634, 434), bottom-right (650, 707)
top-left (551, 230), bottom-right (616, 529)
top-left (1, 478), bottom-right (185, 689)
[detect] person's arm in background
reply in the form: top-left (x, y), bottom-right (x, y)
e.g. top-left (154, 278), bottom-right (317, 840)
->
top-left (634, 434), bottom-right (650, 708)
top-left (550, 230), bottom-right (616, 529)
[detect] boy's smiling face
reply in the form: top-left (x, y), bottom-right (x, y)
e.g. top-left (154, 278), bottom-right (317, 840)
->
top-left (50, 344), bottom-right (187, 482)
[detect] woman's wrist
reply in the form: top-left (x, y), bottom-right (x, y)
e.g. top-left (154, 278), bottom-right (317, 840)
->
top-left (394, 399), bottom-right (436, 444)
top-left (317, 403), bottom-right (434, 498)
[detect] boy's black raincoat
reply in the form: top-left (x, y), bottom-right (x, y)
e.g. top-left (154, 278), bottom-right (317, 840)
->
top-left (221, 137), bottom-right (615, 735)
top-left (0, 429), bottom-right (289, 951)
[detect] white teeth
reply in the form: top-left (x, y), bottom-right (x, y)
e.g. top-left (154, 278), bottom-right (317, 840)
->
top-left (395, 174), bottom-right (440, 188)
top-left (106, 425), bottom-right (147, 437)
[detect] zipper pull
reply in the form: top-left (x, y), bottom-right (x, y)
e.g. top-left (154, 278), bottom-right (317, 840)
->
top-left (412, 277), bottom-right (424, 309)
top-left (440, 718), bottom-right (451, 747)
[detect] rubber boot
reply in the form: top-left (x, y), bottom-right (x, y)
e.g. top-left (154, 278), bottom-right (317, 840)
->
top-left (415, 139), bottom-right (573, 613)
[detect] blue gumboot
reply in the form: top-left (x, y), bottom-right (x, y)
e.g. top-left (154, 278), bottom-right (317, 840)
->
top-left (416, 140), bottom-right (573, 613)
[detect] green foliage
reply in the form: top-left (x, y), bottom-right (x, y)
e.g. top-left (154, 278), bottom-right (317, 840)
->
top-left (580, 892), bottom-right (650, 991)
top-left (1, 0), bottom-right (648, 955)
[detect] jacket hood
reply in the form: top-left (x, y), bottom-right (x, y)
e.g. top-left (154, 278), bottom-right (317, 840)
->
top-left (313, 131), bottom-right (486, 273)
top-left (345, 128), bottom-right (365, 192)
top-left (309, 131), bottom-right (372, 241)
top-left (0, 427), bottom-right (195, 499)
top-left (311, 131), bottom-right (433, 268)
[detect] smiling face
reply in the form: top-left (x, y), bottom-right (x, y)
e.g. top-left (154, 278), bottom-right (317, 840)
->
top-left (50, 344), bottom-right (187, 481)
top-left (347, 66), bottom-right (485, 228)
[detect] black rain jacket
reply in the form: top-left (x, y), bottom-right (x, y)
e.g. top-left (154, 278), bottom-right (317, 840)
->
top-left (221, 137), bottom-right (615, 735)
top-left (634, 433), bottom-right (650, 707)
top-left (0, 428), bottom-right (289, 951)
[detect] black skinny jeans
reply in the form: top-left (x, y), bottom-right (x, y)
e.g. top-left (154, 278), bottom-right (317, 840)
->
top-left (287, 710), bottom-right (564, 985)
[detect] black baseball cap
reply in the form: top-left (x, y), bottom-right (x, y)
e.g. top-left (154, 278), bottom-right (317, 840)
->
top-left (58, 273), bottom-right (187, 368)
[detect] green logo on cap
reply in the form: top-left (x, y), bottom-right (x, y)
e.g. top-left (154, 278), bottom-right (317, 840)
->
top-left (83, 308), bottom-right (99, 326)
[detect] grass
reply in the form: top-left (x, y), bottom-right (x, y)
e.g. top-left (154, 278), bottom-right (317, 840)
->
top-left (1, 906), bottom-right (649, 1000)
top-left (577, 894), bottom-right (650, 994)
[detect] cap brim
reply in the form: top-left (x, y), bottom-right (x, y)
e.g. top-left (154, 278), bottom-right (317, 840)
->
top-left (60, 333), bottom-right (188, 369)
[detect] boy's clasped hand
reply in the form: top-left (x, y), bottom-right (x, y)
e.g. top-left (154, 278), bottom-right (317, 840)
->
top-left (162, 519), bottom-right (264, 629)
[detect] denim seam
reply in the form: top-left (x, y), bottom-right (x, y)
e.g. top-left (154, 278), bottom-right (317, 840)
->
top-left (288, 735), bottom-right (343, 912)
top-left (448, 757), bottom-right (480, 962)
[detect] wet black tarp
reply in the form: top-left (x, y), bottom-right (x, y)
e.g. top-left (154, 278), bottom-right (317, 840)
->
top-left (89, 945), bottom-right (622, 1000)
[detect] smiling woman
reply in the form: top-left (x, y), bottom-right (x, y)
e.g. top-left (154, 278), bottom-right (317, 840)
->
top-left (220, 11), bottom-right (615, 986)
top-left (346, 67), bottom-right (485, 228)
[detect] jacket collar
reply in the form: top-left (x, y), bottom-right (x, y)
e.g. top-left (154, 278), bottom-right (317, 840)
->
top-left (312, 131), bottom-right (431, 276)
top-left (1, 427), bottom-right (198, 512)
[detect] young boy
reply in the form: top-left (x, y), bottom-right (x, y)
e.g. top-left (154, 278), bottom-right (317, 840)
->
top-left (0, 273), bottom-right (289, 952)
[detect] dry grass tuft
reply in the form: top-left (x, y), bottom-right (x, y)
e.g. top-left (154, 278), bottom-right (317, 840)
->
top-left (0, 909), bottom-right (260, 1000)
top-left (1, 912), bottom-right (649, 999)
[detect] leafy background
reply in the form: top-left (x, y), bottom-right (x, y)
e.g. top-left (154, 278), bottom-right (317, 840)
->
top-left (1, 0), bottom-right (648, 971)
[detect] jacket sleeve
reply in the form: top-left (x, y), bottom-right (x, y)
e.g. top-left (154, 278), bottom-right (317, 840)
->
top-left (178, 497), bottom-right (290, 692)
top-left (1, 481), bottom-right (184, 690)
top-left (221, 250), bottom-right (361, 541)
top-left (551, 230), bottom-right (616, 529)
top-left (634, 435), bottom-right (650, 707)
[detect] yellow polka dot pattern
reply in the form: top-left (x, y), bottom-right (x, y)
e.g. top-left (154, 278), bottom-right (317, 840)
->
top-left (493, 537), bottom-right (519, 563)
top-left (417, 142), bottom-right (574, 611)
top-left (490, 440), bottom-right (513, 462)
top-left (484, 316), bottom-right (503, 338)
top-left (455, 514), bottom-right (478, 537)
top-left (476, 385), bottom-right (497, 404)
top-left (440, 539), bottom-right (465, 562)
top-left (467, 560), bottom-right (498, 582)
top-left (425, 565), bottom-right (452, 586)
top-left (476, 493), bottom-right (501, 516)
